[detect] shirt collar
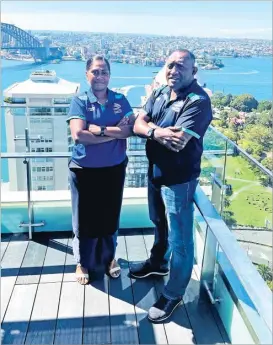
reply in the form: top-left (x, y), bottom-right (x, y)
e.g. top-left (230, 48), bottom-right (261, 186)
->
top-left (86, 88), bottom-right (115, 105)
top-left (160, 79), bottom-right (197, 102)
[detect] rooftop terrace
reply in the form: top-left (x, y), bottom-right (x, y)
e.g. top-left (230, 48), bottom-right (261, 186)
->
top-left (1, 106), bottom-right (272, 344)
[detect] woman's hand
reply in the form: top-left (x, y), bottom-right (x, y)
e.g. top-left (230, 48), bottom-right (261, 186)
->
top-left (88, 124), bottom-right (101, 136)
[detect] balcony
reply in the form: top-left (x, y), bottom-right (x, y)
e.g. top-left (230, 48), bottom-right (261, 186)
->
top-left (1, 106), bottom-right (272, 344)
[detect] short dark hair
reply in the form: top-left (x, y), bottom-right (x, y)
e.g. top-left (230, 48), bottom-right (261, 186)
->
top-left (86, 55), bottom-right (111, 73)
top-left (171, 49), bottom-right (196, 65)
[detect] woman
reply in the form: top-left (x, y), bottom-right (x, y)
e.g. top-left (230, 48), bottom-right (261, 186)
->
top-left (67, 55), bottom-right (135, 284)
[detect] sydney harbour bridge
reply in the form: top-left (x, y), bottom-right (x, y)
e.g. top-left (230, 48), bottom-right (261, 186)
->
top-left (1, 23), bottom-right (62, 62)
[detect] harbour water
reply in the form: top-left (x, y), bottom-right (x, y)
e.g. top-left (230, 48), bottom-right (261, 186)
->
top-left (1, 56), bottom-right (272, 181)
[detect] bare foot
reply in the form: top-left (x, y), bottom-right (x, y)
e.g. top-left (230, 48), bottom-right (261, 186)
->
top-left (109, 259), bottom-right (121, 278)
top-left (75, 265), bottom-right (89, 285)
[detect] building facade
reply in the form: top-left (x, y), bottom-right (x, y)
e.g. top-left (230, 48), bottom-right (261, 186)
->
top-left (4, 70), bottom-right (80, 191)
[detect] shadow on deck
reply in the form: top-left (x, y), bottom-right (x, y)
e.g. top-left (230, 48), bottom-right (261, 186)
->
top-left (1, 231), bottom-right (230, 344)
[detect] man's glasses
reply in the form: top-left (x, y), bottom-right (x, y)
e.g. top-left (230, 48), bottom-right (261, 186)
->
top-left (90, 70), bottom-right (110, 77)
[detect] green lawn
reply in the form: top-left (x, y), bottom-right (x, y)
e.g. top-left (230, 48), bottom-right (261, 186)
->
top-left (226, 185), bottom-right (272, 227)
top-left (225, 179), bottom-right (249, 192)
top-left (201, 154), bottom-right (272, 227)
top-left (225, 155), bottom-right (258, 181)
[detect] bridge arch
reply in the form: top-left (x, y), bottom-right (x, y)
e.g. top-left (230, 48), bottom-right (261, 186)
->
top-left (1, 23), bottom-right (41, 48)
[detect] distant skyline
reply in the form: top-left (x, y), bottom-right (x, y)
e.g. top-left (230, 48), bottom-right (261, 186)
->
top-left (1, 1), bottom-right (272, 39)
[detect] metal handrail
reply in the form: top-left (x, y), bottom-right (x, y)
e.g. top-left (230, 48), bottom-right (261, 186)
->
top-left (194, 184), bottom-right (272, 344)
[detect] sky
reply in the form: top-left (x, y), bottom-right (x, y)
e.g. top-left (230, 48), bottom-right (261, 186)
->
top-left (1, 1), bottom-right (272, 39)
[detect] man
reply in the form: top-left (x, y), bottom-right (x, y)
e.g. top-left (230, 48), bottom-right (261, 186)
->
top-left (132, 49), bottom-right (212, 323)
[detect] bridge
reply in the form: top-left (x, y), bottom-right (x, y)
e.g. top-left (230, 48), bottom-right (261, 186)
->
top-left (1, 23), bottom-right (62, 62)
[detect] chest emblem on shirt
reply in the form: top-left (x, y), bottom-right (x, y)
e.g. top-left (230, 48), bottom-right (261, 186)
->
top-left (87, 105), bottom-right (96, 112)
top-left (113, 103), bottom-right (122, 114)
top-left (171, 100), bottom-right (184, 112)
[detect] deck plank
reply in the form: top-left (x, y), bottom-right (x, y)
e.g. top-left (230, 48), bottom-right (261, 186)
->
top-left (16, 235), bottom-right (48, 285)
top-left (40, 238), bottom-right (68, 283)
top-left (126, 234), bottom-right (168, 345)
top-left (0, 232), bottom-right (229, 345)
top-left (83, 278), bottom-right (111, 344)
top-left (183, 268), bottom-right (226, 344)
top-left (145, 230), bottom-right (225, 344)
top-left (54, 282), bottom-right (84, 344)
top-left (1, 234), bottom-right (12, 260)
top-left (143, 233), bottom-right (196, 344)
top-left (108, 235), bottom-right (139, 344)
top-left (1, 284), bottom-right (38, 344)
top-left (24, 282), bottom-right (61, 344)
top-left (1, 235), bottom-right (29, 322)
top-left (63, 238), bottom-right (75, 282)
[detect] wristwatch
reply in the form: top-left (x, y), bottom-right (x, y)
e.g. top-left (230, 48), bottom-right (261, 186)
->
top-left (100, 126), bottom-right (106, 136)
top-left (147, 128), bottom-right (155, 140)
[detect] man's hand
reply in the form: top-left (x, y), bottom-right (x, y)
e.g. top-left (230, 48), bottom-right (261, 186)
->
top-left (88, 124), bottom-right (101, 136)
top-left (154, 127), bottom-right (185, 152)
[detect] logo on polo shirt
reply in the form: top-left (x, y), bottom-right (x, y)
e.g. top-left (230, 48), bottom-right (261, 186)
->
top-left (87, 105), bottom-right (96, 112)
top-left (171, 100), bottom-right (184, 112)
top-left (113, 103), bottom-right (122, 114)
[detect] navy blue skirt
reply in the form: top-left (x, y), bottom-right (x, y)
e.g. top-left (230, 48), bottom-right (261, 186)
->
top-left (69, 158), bottom-right (127, 271)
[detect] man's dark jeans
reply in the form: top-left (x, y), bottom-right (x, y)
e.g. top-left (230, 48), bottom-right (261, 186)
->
top-left (148, 177), bottom-right (198, 300)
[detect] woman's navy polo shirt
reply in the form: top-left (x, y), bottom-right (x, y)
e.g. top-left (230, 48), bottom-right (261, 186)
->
top-left (145, 80), bottom-right (213, 186)
top-left (67, 89), bottom-right (133, 168)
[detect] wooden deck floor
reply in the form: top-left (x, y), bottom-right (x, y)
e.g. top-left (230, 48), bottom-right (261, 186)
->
top-left (1, 231), bottom-right (229, 344)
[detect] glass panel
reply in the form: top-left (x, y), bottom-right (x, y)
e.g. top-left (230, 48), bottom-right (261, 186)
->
top-left (126, 136), bottom-right (148, 188)
top-left (222, 147), bottom-right (272, 286)
top-left (30, 157), bottom-right (71, 232)
top-left (1, 158), bottom-right (29, 234)
top-left (194, 207), bottom-right (207, 271)
top-left (201, 127), bottom-right (228, 206)
top-left (1, 106), bottom-right (28, 156)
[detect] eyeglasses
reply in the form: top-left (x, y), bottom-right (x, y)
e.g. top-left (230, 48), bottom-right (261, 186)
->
top-left (90, 69), bottom-right (110, 77)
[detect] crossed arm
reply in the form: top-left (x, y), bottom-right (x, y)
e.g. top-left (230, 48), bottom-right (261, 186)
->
top-left (133, 110), bottom-right (192, 152)
top-left (69, 114), bottom-right (136, 145)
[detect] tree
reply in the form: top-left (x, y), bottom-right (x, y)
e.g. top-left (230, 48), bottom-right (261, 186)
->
top-left (223, 93), bottom-right (233, 107)
top-left (211, 92), bottom-right (225, 109)
top-left (257, 264), bottom-right (272, 281)
top-left (245, 112), bottom-right (258, 126)
top-left (230, 94), bottom-right (258, 112)
top-left (256, 111), bottom-right (273, 128)
top-left (211, 92), bottom-right (233, 109)
top-left (267, 280), bottom-right (273, 291)
top-left (258, 157), bottom-right (273, 187)
top-left (257, 100), bottom-right (272, 112)
top-left (240, 125), bottom-right (272, 152)
top-left (261, 157), bottom-right (273, 171)
top-left (223, 128), bottom-right (240, 143)
top-left (219, 110), bottom-right (229, 122)
top-left (238, 140), bottom-right (264, 159)
top-left (222, 210), bottom-right (237, 226)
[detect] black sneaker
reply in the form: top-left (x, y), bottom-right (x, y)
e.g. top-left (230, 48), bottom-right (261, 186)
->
top-left (148, 295), bottom-right (182, 323)
top-left (130, 261), bottom-right (169, 278)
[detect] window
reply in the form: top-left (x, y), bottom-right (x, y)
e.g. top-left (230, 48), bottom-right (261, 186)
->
top-left (53, 98), bottom-right (71, 104)
top-left (37, 185), bottom-right (46, 190)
